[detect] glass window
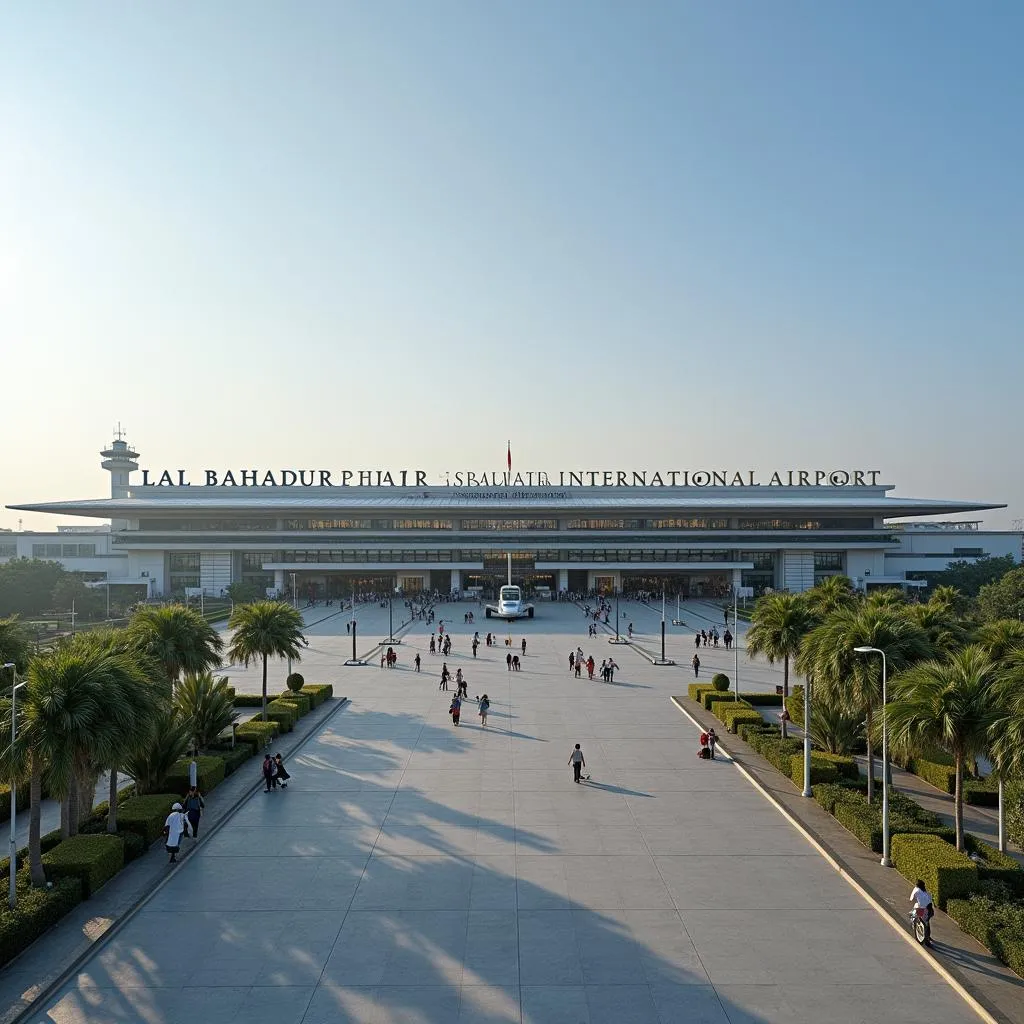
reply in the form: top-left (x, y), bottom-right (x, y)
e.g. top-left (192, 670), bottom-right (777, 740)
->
top-left (740, 551), bottom-right (775, 570)
top-left (647, 518), bottom-right (729, 529)
top-left (461, 519), bottom-right (557, 531)
top-left (0, 543), bottom-right (16, 557)
top-left (813, 552), bottom-right (844, 571)
top-left (392, 519), bottom-right (454, 530)
top-left (169, 552), bottom-right (201, 571)
top-left (46, 544), bottom-right (62, 557)
top-left (564, 518), bottom-right (644, 530)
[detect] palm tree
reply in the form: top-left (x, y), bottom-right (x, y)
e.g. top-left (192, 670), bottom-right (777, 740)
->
top-left (128, 604), bottom-right (224, 687)
top-left (808, 701), bottom-right (865, 755)
top-left (174, 671), bottom-right (238, 750)
top-left (804, 575), bottom-right (857, 620)
top-left (123, 707), bottom-right (191, 795)
top-left (975, 619), bottom-right (1024, 665)
top-left (226, 601), bottom-right (305, 721)
top-left (906, 592), bottom-right (970, 656)
top-left (0, 615), bottom-right (32, 673)
top-left (746, 593), bottom-right (814, 738)
top-left (886, 646), bottom-right (1002, 850)
top-left (798, 604), bottom-right (931, 803)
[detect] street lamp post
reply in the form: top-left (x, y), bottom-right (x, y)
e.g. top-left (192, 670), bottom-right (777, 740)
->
top-left (4, 663), bottom-right (25, 911)
top-left (855, 646), bottom-right (890, 867)
top-left (660, 585), bottom-right (666, 664)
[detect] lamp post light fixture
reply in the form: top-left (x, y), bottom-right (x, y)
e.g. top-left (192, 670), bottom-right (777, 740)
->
top-left (854, 646), bottom-right (890, 867)
top-left (4, 662), bottom-right (26, 911)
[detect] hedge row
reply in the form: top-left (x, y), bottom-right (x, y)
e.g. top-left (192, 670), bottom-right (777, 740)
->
top-left (687, 682), bottom-right (718, 702)
top-left (300, 683), bottom-right (333, 705)
top-left (788, 751), bottom-right (859, 788)
top-left (964, 835), bottom-right (1024, 895)
top-left (117, 793), bottom-right (185, 844)
top-left (738, 692), bottom-right (784, 707)
top-left (234, 719), bottom-right (280, 751)
top-left (42, 834), bottom-right (125, 898)
top-left (234, 684), bottom-right (332, 710)
top-left (891, 834), bottom-right (979, 910)
top-left (947, 889), bottom-right (1024, 978)
top-left (164, 755), bottom-right (227, 793)
top-left (906, 752), bottom-right (956, 794)
top-left (0, 785), bottom-right (30, 825)
top-left (0, 874), bottom-right (83, 970)
top-left (745, 730), bottom-right (803, 774)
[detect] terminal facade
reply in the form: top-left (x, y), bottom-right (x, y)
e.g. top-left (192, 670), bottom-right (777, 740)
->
top-left (4, 436), bottom-right (1021, 601)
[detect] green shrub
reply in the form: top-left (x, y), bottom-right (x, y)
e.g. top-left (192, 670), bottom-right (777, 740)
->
top-left (224, 685), bottom-right (236, 700)
top-left (286, 672), bottom-right (305, 692)
top-left (215, 744), bottom-right (255, 775)
top-left (964, 835), bottom-right (1024, 895)
top-left (834, 799), bottom-right (883, 851)
top-left (703, 691), bottom-right (737, 712)
top-left (0, 785), bottom-right (30, 824)
top-left (42, 835), bottom-right (124, 898)
top-left (233, 693), bottom-right (265, 708)
top-left (964, 776), bottom-right (999, 807)
top-left (261, 700), bottom-right (299, 733)
top-left (753, 735), bottom-right (803, 775)
top-left (906, 751), bottom-right (956, 794)
top-left (891, 833), bottom-right (979, 909)
top-left (785, 684), bottom-right (804, 726)
top-left (164, 755), bottom-right (226, 794)
top-left (120, 830), bottom-right (147, 863)
top-left (278, 690), bottom-right (311, 715)
top-left (813, 782), bottom-right (861, 815)
top-left (739, 692), bottom-right (784, 707)
top-left (711, 697), bottom-right (749, 722)
top-left (301, 684), bottom-right (333, 705)
top-left (711, 673), bottom-right (730, 692)
top-left (1008, 780), bottom-right (1024, 850)
top-left (947, 890), bottom-right (1024, 977)
top-left (738, 721), bottom-right (779, 744)
top-left (0, 874), bottom-right (83, 970)
top-left (235, 720), bottom-right (279, 750)
top-left (688, 683), bottom-right (718, 702)
top-left (722, 708), bottom-right (765, 735)
top-left (789, 751), bottom-right (859, 788)
top-left (117, 793), bottom-right (183, 844)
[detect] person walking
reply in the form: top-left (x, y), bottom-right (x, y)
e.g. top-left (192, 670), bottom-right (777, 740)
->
top-left (478, 693), bottom-right (490, 727)
top-left (692, 653), bottom-right (701, 678)
top-left (274, 753), bottom-right (291, 787)
top-left (164, 801), bottom-right (191, 864)
top-left (449, 694), bottom-right (462, 726)
top-left (569, 652), bottom-right (575, 673)
top-left (414, 653), bottom-right (421, 672)
top-left (568, 743), bottom-right (586, 783)
top-left (521, 638), bottom-right (527, 656)
top-left (261, 754), bottom-right (276, 792)
top-left (506, 652), bottom-right (512, 671)
top-left (183, 786), bottom-right (204, 839)
top-left (440, 663), bottom-right (450, 690)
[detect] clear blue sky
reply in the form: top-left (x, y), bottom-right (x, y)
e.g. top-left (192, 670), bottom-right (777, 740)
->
top-left (2, 2), bottom-right (1022, 528)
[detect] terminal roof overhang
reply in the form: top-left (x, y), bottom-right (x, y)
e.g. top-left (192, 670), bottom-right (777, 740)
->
top-left (7, 486), bottom-right (1005, 521)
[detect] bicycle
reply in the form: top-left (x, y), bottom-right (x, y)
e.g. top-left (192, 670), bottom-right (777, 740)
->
top-left (909, 907), bottom-right (932, 947)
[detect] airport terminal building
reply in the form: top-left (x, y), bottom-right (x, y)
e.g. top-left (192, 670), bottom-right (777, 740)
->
top-left (4, 437), bottom-right (1021, 601)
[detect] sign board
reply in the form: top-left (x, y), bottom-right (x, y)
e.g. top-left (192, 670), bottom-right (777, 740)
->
top-left (737, 587), bottom-right (755, 599)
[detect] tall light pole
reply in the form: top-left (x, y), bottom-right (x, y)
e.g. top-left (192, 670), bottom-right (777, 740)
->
top-left (290, 573), bottom-right (297, 609)
top-left (855, 646), bottom-right (890, 867)
top-left (660, 584), bottom-right (666, 664)
top-left (4, 663), bottom-right (25, 910)
top-left (733, 586), bottom-right (739, 702)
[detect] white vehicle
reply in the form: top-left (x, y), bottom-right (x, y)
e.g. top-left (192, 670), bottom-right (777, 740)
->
top-left (486, 584), bottom-right (535, 620)
top-left (485, 554), bottom-right (535, 620)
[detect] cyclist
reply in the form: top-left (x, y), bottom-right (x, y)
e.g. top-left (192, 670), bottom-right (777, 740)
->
top-left (910, 879), bottom-right (934, 945)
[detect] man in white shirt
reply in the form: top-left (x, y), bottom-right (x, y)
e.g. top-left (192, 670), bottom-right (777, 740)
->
top-left (910, 879), bottom-right (934, 944)
top-left (164, 802), bottom-right (192, 864)
top-left (568, 744), bottom-right (586, 783)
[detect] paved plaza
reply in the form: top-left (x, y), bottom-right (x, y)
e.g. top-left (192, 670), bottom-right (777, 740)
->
top-left (37, 601), bottom-right (979, 1023)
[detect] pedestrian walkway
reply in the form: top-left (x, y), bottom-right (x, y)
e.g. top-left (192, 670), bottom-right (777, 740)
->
top-left (19, 605), bottom-right (984, 1023)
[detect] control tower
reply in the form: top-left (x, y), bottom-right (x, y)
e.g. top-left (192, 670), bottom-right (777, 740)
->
top-left (100, 428), bottom-right (139, 530)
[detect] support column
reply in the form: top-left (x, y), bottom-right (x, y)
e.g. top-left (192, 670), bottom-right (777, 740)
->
top-left (558, 568), bottom-right (569, 594)
top-left (731, 567), bottom-right (742, 593)
top-left (274, 569), bottom-right (285, 594)
top-left (450, 569), bottom-right (462, 595)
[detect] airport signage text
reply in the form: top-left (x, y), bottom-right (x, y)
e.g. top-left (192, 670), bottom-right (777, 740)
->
top-left (139, 468), bottom-right (883, 488)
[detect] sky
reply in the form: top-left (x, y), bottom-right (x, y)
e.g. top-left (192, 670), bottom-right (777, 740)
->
top-left (2, 1), bottom-right (1022, 531)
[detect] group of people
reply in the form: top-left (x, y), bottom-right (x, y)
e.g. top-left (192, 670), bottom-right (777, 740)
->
top-left (448, 692), bottom-right (490, 727)
top-left (380, 646), bottom-right (399, 668)
top-left (567, 649), bottom-right (619, 682)
top-left (429, 632), bottom-right (453, 656)
top-left (695, 628), bottom-right (732, 649)
top-left (439, 662), bottom-right (469, 695)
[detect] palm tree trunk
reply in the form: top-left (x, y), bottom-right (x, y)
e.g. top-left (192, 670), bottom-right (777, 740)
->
top-left (28, 752), bottom-right (45, 887)
top-left (954, 752), bottom-right (964, 851)
top-left (865, 705), bottom-right (875, 804)
top-left (782, 656), bottom-right (789, 739)
top-left (60, 792), bottom-right (70, 839)
top-left (107, 768), bottom-right (119, 834)
top-left (261, 654), bottom-right (268, 722)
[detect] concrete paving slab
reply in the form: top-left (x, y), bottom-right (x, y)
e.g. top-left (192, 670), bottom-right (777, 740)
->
top-left (22, 602), bottom-right (985, 1024)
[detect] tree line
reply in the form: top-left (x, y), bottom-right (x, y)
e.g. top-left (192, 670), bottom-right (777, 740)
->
top-left (0, 599), bottom-right (305, 887)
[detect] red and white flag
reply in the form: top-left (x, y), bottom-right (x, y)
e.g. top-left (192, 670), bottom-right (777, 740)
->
top-left (507, 441), bottom-right (512, 472)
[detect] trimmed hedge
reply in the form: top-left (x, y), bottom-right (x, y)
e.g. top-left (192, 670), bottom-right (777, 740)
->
top-left (964, 776), bottom-right (999, 808)
top-left (711, 697), bottom-right (749, 721)
top-left (235, 720), bottom-right (279, 750)
top-left (703, 691), bottom-right (738, 712)
top-left (711, 673), bottom-right (730, 692)
top-left (688, 682), bottom-right (718, 702)
top-left (262, 700), bottom-right (299, 733)
top-left (946, 894), bottom-right (1024, 978)
top-left (117, 793), bottom-right (183, 844)
top-left (213, 743), bottom-right (256, 775)
top-left (749, 732), bottom-right (803, 774)
top-left (42, 834), bottom-right (124, 898)
top-left (738, 721), bottom-right (779, 744)
top-left (301, 684), bottom-right (333, 705)
top-left (164, 755), bottom-right (226, 794)
top-left (906, 752), bottom-right (956, 794)
top-left (0, 874), bottom-right (83, 970)
top-left (0, 829), bottom-right (63, 878)
top-left (0, 785), bottom-right (30, 825)
top-left (892, 833), bottom-right (979, 910)
top-left (721, 708), bottom-right (766, 735)
top-left (233, 693), bottom-right (266, 708)
top-left (964, 835), bottom-right (1024, 895)
top-left (785, 684), bottom-right (804, 726)
top-left (789, 751), bottom-right (859, 788)
top-left (739, 692), bottom-right (784, 707)
top-left (278, 690), bottom-right (311, 716)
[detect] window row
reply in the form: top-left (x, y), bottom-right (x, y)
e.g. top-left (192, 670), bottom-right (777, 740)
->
top-left (32, 543), bottom-right (97, 558)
